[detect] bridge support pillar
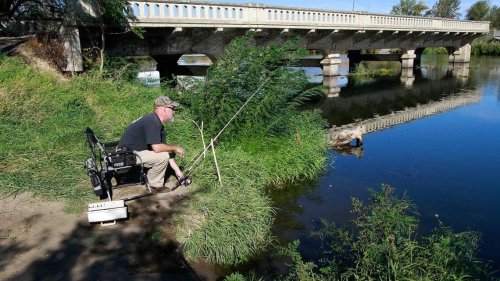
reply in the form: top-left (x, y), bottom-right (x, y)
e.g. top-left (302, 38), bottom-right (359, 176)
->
top-left (59, 22), bottom-right (83, 72)
top-left (323, 76), bottom-right (342, 97)
top-left (449, 44), bottom-right (471, 63)
top-left (401, 50), bottom-right (416, 68)
top-left (321, 54), bottom-right (342, 97)
top-left (400, 68), bottom-right (414, 87)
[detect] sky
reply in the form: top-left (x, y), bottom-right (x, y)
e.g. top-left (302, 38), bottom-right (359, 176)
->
top-left (213, 0), bottom-right (480, 19)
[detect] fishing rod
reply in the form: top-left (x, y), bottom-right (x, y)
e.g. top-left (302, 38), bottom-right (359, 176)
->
top-left (171, 72), bottom-right (275, 190)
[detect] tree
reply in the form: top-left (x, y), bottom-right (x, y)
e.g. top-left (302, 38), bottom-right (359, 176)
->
top-left (391, 0), bottom-right (429, 16)
top-left (0, 0), bottom-right (65, 31)
top-left (427, 0), bottom-right (461, 18)
top-left (85, 0), bottom-right (143, 71)
top-left (466, 0), bottom-right (490, 20)
top-left (488, 5), bottom-right (500, 29)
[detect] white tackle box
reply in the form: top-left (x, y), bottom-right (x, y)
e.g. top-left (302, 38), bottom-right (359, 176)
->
top-left (87, 200), bottom-right (128, 225)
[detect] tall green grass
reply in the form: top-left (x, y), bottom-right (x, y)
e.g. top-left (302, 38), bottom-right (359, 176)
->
top-left (472, 40), bottom-right (500, 56)
top-left (0, 55), bottom-right (166, 211)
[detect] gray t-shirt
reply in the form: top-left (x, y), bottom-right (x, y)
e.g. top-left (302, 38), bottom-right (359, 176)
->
top-left (118, 113), bottom-right (166, 151)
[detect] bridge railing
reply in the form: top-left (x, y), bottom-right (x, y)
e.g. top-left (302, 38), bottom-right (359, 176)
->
top-left (126, 1), bottom-right (489, 33)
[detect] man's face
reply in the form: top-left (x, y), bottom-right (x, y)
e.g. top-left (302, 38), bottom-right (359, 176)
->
top-left (163, 106), bottom-right (175, 122)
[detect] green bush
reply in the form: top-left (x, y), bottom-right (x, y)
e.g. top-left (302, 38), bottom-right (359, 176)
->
top-left (277, 185), bottom-right (492, 280)
top-left (423, 47), bottom-right (449, 55)
top-left (176, 33), bottom-right (322, 141)
top-left (173, 34), bottom-right (328, 265)
top-left (351, 63), bottom-right (398, 79)
top-left (472, 40), bottom-right (500, 56)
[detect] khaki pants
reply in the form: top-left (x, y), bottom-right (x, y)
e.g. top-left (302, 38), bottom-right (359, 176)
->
top-left (135, 150), bottom-right (169, 187)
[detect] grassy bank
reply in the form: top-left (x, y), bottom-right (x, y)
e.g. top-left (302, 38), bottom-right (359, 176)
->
top-left (170, 35), bottom-right (328, 265)
top-left (0, 34), bottom-right (328, 265)
top-left (0, 56), bottom-right (166, 211)
top-left (471, 40), bottom-right (500, 56)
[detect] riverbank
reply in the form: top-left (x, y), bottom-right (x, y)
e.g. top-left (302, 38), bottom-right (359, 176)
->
top-left (0, 35), bottom-right (328, 273)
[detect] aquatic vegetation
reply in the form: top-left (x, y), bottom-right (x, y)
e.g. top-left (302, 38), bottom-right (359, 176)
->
top-left (423, 47), bottom-right (449, 55)
top-left (274, 185), bottom-right (492, 280)
top-left (471, 40), bottom-right (500, 56)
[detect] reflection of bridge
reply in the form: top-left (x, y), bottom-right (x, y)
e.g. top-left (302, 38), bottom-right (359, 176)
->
top-left (63, 0), bottom-right (490, 74)
top-left (327, 88), bottom-right (481, 141)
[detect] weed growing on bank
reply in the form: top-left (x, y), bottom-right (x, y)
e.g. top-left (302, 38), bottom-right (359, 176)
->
top-left (423, 47), bottom-right (449, 55)
top-left (472, 40), bottom-right (500, 56)
top-left (231, 185), bottom-right (491, 280)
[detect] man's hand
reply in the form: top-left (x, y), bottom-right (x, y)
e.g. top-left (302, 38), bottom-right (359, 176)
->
top-left (176, 170), bottom-right (184, 181)
top-left (175, 146), bottom-right (185, 157)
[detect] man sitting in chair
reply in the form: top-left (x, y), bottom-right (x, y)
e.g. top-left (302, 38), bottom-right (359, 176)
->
top-left (118, 96), bottom-right (185, 192)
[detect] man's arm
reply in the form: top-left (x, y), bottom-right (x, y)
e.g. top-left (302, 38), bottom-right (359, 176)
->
top-left (169, 158), bottom-right (184, 180)
top-left (150, 143), bottom-right (185, 156)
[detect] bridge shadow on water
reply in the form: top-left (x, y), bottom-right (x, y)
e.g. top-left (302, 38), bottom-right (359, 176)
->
top-left (1, 189), bottom-right (206, 281)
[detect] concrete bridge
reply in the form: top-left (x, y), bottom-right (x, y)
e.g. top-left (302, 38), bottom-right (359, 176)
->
top-left (66, 0), bottom-right (490, 77)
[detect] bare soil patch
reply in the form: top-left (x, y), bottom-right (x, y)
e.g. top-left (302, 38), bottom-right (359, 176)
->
top-left (0, 186), bottom-right (217, 281)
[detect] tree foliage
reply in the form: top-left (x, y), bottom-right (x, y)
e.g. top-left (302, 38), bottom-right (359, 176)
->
top-left (391, 0), bottom-right (429, 16)
top-left (0, 0), bottom-right (65, 32)
top-left (487, 5), bottom-right (500, 29)
top-left (178, 33), bottom-right (322, 142)
top-left (427, 0), bottom-right (461, 18)
top-left (0, 0), bottom-right (64, 20)
top-left (466, 0), bottom-right (491, 20)
top-left (83, 0), bottom-right (143, 71)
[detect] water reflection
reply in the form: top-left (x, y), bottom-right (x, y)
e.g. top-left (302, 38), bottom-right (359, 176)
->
top-left (267, 55), bottom-right (500, 276)
top-left (317, 66), bottom-right (479, 128)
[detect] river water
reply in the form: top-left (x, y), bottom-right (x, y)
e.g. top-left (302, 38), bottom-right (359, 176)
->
top-left (265, 54), bottom-right (500, 276)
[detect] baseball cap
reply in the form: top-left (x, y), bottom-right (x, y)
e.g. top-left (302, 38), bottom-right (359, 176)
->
top-left (154, 96), bottom-right (179, 109)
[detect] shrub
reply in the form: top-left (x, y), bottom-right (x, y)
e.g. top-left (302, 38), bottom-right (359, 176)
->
top-left (171, 34), bottom-right (327, 265)
top-left (423, 47), bottom-right (449, 55)
top-left (471, 40), bottom-right (500, 56)
top-left (277, 185), bottom-right (492, 280)
top-left (26, 35), bottom-right (66, 69)
top-left (177, 33), bottom-right (321, 141)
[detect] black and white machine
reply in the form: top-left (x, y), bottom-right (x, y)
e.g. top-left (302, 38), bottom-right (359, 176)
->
top-left (84, 128), bottom-right (152, 225)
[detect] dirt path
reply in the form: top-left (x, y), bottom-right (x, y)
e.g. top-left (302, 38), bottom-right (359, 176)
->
top-left (0, 186), bottom-right (218, 281)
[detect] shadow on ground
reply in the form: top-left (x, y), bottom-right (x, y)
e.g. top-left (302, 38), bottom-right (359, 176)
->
top-left (1, 188), bottom-right (205, 281)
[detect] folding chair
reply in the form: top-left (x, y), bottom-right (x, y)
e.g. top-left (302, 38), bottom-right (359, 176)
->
top-left (84, 127), bottom-right (152, 202)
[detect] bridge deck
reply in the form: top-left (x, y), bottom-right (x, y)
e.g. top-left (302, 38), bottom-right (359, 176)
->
top-left (115, 1), bottom-right (490, 33)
